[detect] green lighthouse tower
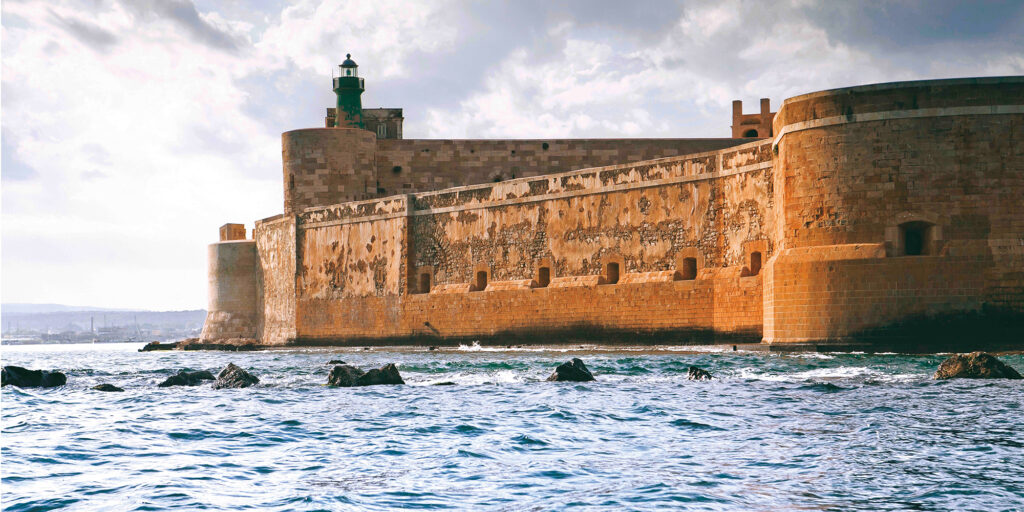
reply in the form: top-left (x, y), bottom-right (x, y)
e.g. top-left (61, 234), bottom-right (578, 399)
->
top-left (333, 54), bottom-right (364, 128)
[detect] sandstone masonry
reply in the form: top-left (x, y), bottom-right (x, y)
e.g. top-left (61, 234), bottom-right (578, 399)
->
top-left (200, 74), bottom-right (1024, 350)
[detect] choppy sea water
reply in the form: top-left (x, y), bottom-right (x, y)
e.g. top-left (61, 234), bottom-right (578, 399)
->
top-left (2, 343), bottom-right (1023, 511)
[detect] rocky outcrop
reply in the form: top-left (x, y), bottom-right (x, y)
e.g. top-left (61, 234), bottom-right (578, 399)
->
top-left (179, 338), bottom-right (258, 351)
top-left (92, 384), bottom-right (124, 392)
top-left (547, 358), bottom-right (595, 382)
top-left (687, 366), bottom-right (712, 381)
top-left (139, 341), bottom-right (178, 352)
top-left (213, 363), bottom-right (260, 389)
top-left (157, 370), bottom-right (215, 387)
top-left (326, 359), bottom-right (346, 365)
top-left (934, 352), bottom-right (1022, 380)
top-left (328, 364), bottom-right (364, 386)
top-left (357, 363), bottom-right (405, 386)
top-left (1, 366), bottom-right (67, 388)
top-left (328, 363), bottom-right (405, 387)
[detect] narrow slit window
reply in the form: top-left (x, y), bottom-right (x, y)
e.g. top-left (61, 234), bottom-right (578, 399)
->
top-left (419, 273), bottom-right (431, 294)
top-left (749, 252), bottom-right (762, 276)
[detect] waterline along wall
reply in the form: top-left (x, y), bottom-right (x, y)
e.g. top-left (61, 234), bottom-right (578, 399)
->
top-left (201, 76), bottom-right (1024, 348)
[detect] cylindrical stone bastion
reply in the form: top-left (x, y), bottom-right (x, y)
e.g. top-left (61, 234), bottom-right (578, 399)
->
top-left (199, 240), bottom-right (259, 341)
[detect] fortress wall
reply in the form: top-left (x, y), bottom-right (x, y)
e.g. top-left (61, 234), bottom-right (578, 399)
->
top-left (282, 128), bottom-right (377, 213)
top-left (296, 195), bottom-right (409, 300)
top-left (295, 278), bottom-right (762, 344)
top-left (764, 77), bottom-right (1024, 343)
top-left (290, 140), bottom-right (772, 343)
top-left (254, 215), bottom-right (297, 345)
top-left (373, 138), bottom-right (748, 197)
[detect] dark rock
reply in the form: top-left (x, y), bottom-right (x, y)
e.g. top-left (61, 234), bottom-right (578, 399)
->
top-left (139, 341), bottom-right (177, 352)
top-left (328, 364), bottom-right (366, 387)
top-left (92, 384), bottom-right (124, 392)
top-left (934, 352), bottom-right (1022, 380)
top-left (326, 359), bottom-right (346, 365)
top-left (428, 346), bottom-right (439, 351)
top-left (157, 370), bottom-right (215, 387)
top-left (356, 363), bottom-right (405, 386)
top-left (213, 363), bottom-right (259, 389)
top-left (177, 338), bottom-right (258, 351)
top-left (546, 358), bottom-right (595, 382)
top-left (687, 366), bottom-right (712, 381)
top-left (1, 366), bottom-right (67, 388)
top-left (432, 381), bottom-right (457, 386)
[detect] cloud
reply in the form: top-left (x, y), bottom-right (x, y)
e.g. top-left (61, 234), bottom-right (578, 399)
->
top-left (117, 0), bottom-right (244, 52)
top-left (49, 10), bottom-right (120, 52)
top-left (2, 0), bottom-right (1021, 309)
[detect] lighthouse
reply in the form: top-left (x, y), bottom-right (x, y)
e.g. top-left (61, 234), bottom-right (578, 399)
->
top-left (333, 53), bottom-right (364, 128)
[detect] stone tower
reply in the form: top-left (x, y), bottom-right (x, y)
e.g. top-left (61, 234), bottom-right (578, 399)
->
top-left (333, 54), bottom-right (364, 128)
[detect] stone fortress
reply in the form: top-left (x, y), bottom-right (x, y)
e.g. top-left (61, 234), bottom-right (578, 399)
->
top-left (200, 54), bottom-right (1024, 350)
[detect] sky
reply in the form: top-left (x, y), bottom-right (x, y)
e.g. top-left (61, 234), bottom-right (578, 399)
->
top-left (2, 0), bottom-right (1022, 311)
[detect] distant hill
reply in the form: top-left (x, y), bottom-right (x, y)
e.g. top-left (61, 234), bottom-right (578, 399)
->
top-left (2, 307), bottom-right (207, 335)
top-left (2, 303), bottom-right (133, 314)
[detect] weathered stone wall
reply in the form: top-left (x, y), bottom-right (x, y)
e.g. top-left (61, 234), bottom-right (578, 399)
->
top-left (374, 138), bottom-right (749, 198)
top-left (254, 215), bottom-right (297, 345)
top-left (763, 76), bottom-right (1024, 343)
top-left (282, 130), bottom-right (748, 214)
top-left (290, 140), bottom-right (774, 343)
top-left (297, 195), bottom-right (409, 300)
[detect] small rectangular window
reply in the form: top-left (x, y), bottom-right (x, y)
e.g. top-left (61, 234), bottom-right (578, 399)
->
top-left (537, 267), bottom-right (550, 287)
top-left (377, 124), bottom-right (387, 137)
top-left (474, 271), bottom-right (488, 291)
top-left (604, 263), bottom-right (619, 285)
top-left (680, 258), bottom-right (697, 280)
top-left (419, 273), bottom-right (431, 294)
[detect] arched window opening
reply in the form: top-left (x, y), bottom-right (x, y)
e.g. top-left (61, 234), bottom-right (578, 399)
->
top-left (537, 267), bottom-right (550, 287)
top-left (679, 257), bottom-right (697, 280)
top-left (749, 252), bottom-right (762, 276)
top-left (604, 262), bottom-right (620, 285)
top-left (419, 273), bottom-right (431, 294)
top-left (474, 271), bottom-right (488, 291)
top-left (900, 221), bottom-right (933, 256)
top-left (743, 129), bottom-right (759, 138)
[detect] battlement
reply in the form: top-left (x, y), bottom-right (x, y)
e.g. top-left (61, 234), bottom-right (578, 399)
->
top-left (731, 98), bottom-right (775, 138)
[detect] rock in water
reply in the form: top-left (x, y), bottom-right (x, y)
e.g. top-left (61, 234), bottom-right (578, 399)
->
top-left (326, 359), bottom-right (346, 365)
top-left (687, 366), bottom-right (712, 381)
top-left (1, 366), bottom-right (67, 388)
top-left (213, 363), bottom-right (259, 389)
top-left (547, 358), bottom-right (595, 382)
top-left (139, 341), bottom-right (177, 352)
top-left (157, 370), bottom-right (215, 387)
top-left (356, 363), bottom-right (405, 386)
top-left (92, 384), bottom-right (124, 392)
top-left (328, 365), bottom-right (366, 387)
top-left (934, 352), bottom-right (1022, 380)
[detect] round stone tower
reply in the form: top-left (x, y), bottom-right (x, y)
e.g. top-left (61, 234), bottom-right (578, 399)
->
top-left (333, 53), bottom-right (364, 128)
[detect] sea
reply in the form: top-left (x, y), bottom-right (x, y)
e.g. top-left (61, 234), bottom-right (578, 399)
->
top-left (2, 342), bottom-right (1023, 511)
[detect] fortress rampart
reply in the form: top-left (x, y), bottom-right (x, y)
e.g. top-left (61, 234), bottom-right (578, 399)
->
top-left (202, 75), bottom-right (1024, 349)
